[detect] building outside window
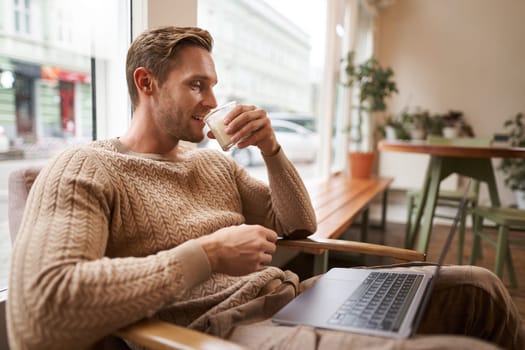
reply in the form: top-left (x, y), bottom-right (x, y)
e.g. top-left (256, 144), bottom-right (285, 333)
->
top-left (0, 0), bottom-right (130, 294)
top-left (197, 0), bottom-right (326, 183)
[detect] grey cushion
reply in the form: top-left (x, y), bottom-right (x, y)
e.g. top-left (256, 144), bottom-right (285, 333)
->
top-left (7, 167), bottom-right (42, 244)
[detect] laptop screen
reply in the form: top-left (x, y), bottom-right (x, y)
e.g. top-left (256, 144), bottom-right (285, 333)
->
top-left (411, 180), bottom-right (472, 329)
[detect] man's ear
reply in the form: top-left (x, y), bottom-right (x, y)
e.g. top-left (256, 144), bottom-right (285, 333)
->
top-left (134, 67), bottom-right (155, 96)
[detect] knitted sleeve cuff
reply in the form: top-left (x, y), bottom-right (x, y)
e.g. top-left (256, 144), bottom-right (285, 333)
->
top-left (174, 239), bottom-right (212, 288)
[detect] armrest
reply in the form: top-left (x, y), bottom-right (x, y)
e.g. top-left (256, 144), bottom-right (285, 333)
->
top-left (277, 237), bottom-right (425, 262)
top-left (116, 318), bottom-right (244, 350)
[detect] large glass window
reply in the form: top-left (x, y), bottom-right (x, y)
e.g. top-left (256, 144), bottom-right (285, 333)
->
top-left (197, 0), bottom-right (326, 183)
top-left (0, 0), bottom-right (131, 293)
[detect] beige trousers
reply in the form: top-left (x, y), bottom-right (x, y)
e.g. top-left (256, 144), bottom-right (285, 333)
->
top-left (229, 265), bottom-right (524, 350)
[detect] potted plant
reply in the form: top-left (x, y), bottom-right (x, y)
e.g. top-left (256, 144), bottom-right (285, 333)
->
top-left (400, 108), bottom-right (431, 140)
top-left (434, 110), bottom-right (475, 138)
top-left (423, 114), bottom-right (443, 137)
top-left (441, 110), bottom-right (463, 138)
top-left (342, 51), bottom-right (398, 178)
top-left (499, 112), bottom-right (525, 208)
top-left (382, 115), bottom-right (409, 141)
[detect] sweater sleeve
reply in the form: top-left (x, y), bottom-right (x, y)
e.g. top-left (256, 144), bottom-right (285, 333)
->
top-left (234, 147), bottom-right (317, 238)
top-left (7, 148), bottom-right (212, 350)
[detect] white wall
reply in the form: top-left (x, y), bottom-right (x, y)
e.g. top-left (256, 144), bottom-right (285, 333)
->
top-left (149, 0), bottom-right (197, 28)
top-left (132, 0), bottom-right (198, 46)
top-left (376, 0), bottom-right (525, 206)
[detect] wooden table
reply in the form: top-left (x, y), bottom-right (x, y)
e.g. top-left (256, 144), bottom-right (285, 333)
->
top-left (378, 140), bottom-right (525, 254)
top-left (278, 174), bottom-right (393, 274)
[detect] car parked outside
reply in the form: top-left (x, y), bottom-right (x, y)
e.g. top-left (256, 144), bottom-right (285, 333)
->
top-left (200, 119), bottom-right (319, 167)
top-left (268, 112), bottom-right (317, 132)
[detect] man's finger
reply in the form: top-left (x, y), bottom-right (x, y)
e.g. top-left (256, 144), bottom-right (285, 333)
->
top-left (265, 229), bottom-right (278, 243)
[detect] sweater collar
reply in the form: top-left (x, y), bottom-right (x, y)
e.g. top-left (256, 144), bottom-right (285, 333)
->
top-left (109, 138), bottom-right (178, 162)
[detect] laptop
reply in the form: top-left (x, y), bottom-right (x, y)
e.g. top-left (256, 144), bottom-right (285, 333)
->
top-left (272, 182), bottom-right (471, 339)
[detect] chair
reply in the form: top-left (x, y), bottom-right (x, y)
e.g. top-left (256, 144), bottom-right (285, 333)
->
top-left (7, 166), bottom-right (424, 349)
top-left (468, 206), bottom-right (525, 288)
top-left (405, 136), bottom-right (493, 264)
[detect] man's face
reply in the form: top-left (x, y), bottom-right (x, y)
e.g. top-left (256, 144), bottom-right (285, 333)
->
top-left (152, 46), bottom-right (218, 144)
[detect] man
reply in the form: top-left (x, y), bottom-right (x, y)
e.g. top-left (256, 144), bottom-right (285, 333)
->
top-left (7, 26), bottom-right (524, 350)
top-left (7, 25), bottom-right (316, 350)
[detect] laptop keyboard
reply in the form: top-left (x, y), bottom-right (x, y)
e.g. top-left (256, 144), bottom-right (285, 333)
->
top-left (327, 272), bottom-right (423, 332)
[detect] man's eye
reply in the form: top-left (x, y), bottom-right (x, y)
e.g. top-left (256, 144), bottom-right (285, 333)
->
top-left (190, 82), bottom-right (202, 91)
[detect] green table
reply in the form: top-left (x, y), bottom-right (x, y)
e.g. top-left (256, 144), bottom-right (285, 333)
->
top-left (378, 140), bottom-right (525, 254)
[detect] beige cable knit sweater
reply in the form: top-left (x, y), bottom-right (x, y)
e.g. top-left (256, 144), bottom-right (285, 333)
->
top-left (7, 139), bottom-right (317, 349)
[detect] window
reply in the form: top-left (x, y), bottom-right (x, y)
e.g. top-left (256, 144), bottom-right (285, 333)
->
top-left (0, 0), bottom-right (131, 293)
top-left (197, 0), bottom-right (326, 183)
top-left (13, 0), bottom-right (33, 35)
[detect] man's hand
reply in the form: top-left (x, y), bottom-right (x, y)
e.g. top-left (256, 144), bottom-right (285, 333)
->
top-left (207, 104), bottom-right (280, 156)
top-left (196, 225), bottom-right (278, 276)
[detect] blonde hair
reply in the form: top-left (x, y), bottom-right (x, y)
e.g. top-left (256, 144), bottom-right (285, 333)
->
top-left (126, 26), bottom-right (213, 110)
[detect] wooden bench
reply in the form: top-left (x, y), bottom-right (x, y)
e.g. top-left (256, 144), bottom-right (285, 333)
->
top-left (308, 174), bottom-right (392, 242)
top-left (277, 173), bottom-right (406, 274)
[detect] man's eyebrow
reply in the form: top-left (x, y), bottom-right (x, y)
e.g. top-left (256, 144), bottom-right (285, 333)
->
top-left (188, 75), bottom-right (215, 82)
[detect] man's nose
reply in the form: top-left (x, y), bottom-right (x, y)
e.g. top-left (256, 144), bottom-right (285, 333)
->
top-left (203, 90), bottom-right (218, 110)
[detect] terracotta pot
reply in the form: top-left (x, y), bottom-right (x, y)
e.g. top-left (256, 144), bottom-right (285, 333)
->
top-left (348, 151), bottom-right (377, 179)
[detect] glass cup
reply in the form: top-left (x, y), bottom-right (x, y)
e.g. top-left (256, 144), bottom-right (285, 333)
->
top-left (204, 101), bottom-right (238, 151)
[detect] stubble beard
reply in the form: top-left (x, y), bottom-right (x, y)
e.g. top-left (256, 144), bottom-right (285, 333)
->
top-left (155, 89), bottom-right (205, 144)
top-left (157, 108), bottom-right (204, 144)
